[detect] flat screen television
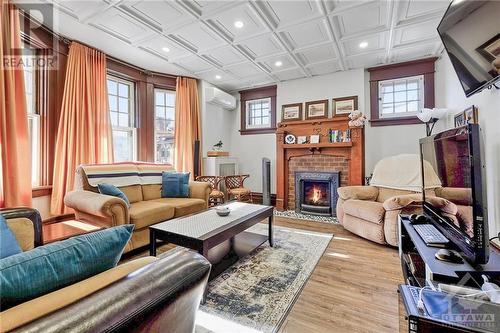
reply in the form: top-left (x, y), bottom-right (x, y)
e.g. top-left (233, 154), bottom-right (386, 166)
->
top-left (420, 124), bottom-right (489, 265)
top-left (437, 0), bottom-right (500, 97)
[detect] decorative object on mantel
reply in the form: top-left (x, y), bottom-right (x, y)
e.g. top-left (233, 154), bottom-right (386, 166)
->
top-left (310, 134), bottom-right (320, 144)
top-left (329, 129), bottom-right (351, 143)
top-left (417, 108), bottom-right (448, 136)
top-left (347, 110), bottom-right (367, 127)
top-left (297, 136), bottom-right (308, 144)
top-left (304, 99), bottom-right (328, 120)
top-left (281, 103), bottom-right (303, 122)
top-left (207, 140), bottom-right (229, 157)
top-left (284, 134), bottom-right (296, 144)
top-left (333, 95), bottom-right (358, 117)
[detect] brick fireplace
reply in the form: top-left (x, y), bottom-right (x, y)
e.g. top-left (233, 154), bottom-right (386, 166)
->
top-left (276, 118), bottom-right (365, 211)
top-left (294, 171), bottom-right (340, 216)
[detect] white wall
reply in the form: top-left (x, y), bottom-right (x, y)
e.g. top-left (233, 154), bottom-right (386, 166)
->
top-left (434, 53), bottom-right (500, 237)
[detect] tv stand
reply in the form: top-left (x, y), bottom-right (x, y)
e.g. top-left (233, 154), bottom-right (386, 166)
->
top-left (398, 214), bottom-right (500, 289)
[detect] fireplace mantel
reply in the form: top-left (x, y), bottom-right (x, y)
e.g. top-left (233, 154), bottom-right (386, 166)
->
top-left (276, 118), bottom-right (365, 211)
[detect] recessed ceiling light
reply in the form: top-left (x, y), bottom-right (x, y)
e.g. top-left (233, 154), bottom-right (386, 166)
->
top-left (274, 60), bottom-right (283, 67)
top-left (162, 46), bottom-right (170, 53)
top-left (215, 75), bottom-right (222, 80)
top-left (359, 41), bottom-right (368, 49)
top-left (234, 21), bottom-right (244, 29)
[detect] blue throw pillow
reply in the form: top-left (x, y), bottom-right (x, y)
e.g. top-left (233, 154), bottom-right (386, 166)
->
top-left (98, 183), bottom-right (130, 207)
top-left (0, 214), bottom-right (22, 259)
top-left (161, 172), bottom-right (190, 198)
top-left (0, 224), bottom-right (134, 309)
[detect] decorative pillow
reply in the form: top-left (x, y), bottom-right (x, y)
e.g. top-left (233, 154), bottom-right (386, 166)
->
top-left (0, 224), bottom-right (134, 309)
top-left (0, 214), bottom-right (22, 259)
top-left (161, 172), bottom-right (190, 198)
top-left (98, 183), bottom-right (130, 207)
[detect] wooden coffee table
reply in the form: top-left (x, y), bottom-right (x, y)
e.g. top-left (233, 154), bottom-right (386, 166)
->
top-left (149, 202), bottom-right (273, 277)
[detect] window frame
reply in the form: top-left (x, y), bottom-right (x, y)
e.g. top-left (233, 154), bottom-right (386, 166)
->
top-left (153, 88), bottom-right (175, 164)
top-left (245, 97), bottom-right (272, 129)
top-left (239, 85), bottom-right (277, 135)
top-left (107, 75), bottom-right (138, 162)
top-left (378, 75), bottom-right (424, 119)
top-left (367, 57), bottom-right (437, 127)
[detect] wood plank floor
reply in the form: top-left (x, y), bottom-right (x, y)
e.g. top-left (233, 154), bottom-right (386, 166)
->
top-left (274, 216), bottom-right (403, 333)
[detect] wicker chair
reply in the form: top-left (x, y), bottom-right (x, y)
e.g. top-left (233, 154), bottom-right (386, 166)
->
top-left (195, 175), bottom-right (225, 207)
top-left (225, 175), bottom-right (253, 203)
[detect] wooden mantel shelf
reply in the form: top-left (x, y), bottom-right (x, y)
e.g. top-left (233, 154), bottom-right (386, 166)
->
top-left (283, 142), bottom-right (353, 149)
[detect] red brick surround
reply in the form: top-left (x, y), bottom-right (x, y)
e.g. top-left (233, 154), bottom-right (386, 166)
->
top-left (287, 155), bottom-right (349, 209)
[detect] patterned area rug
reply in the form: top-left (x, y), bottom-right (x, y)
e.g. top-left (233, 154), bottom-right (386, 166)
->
top-left (273, 209), bottom-right (339, 224)
top-left (195, 223), bottom-right (333, 333)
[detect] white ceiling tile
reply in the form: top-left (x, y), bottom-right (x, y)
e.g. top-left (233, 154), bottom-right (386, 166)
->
top-left (237, 34), bottom-right (284, 58)
top-left (121, 0), bottom-right (193, 32)
top-left (274, 68), bottom-right (305, 81)
top-left (202, 45), bottom-right (246, 67)
top-left (50, 0), bottom-right (107, 20)
top-left (138, 36), bottom-right (190, 60)
top-left (333, 1), bottom-right (390, 37)
top-left (393, 20), bottom-right (441, 46)
top-left (390, 42), bottom-right (440, 63)
top-left (346, 52), bottom-right (386, 69)
top-left (343, 32), bottom-right (388, 56)
top-left (169, 21), bottom-right (225, 52)
top-left (296, 44), bottom-right (337, 64)
top-left (196, 69), bottom-right (238, 83)
top-left (257, 53), bottom-right (296, 73)
top-left (206, 3), bottom-right (269, 41)
top-left (399, 0), bottom-right (450, 21)
top-left (88, 8), bottom-right (153, 43)
top-left (175, 55), bottom-right (212, 73)
top-left (279, 19), bottom-right (331, 50)
top-left (307, 60), bottom-right (342, 76)
top-left (326, 0), bottom-right (374, 13)
top-left (226, 62), bottom-right (264, 78)
top-left (264, 1), bottom-right (323, 28)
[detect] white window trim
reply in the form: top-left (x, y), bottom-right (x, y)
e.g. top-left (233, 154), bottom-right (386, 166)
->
top-left (107, 75), bottom-right (137, 161)
top-left (246, 97), bottom-right (271, 129)
top-left (28, 114), bottom-right (40, 186)
top-left (153, 88), bottom-right (175, 164)
top-left (378, 75), bottom-right (424, 119)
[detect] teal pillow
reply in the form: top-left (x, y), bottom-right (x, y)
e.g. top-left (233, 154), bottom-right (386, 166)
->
top-left (98, 183), bottom-right (130, 207)
top-left (0, 214), bottom-right (22, 259)
top-left (161, 172), bottom-right (190, 198)
top-left (0, 224), bottom-right (133, 309)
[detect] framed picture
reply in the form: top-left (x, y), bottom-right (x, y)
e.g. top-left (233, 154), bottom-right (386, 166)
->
top-left (305, 100), bottom-right (328, 120)
top-left (297, 136), bottom-right (308, 144)
top-left (281, 103), bottom-right (303, 122)
top-left (333, 96), bottom-right (358, 117)
top-left (454, 111), bottom-right (466, 127)
top-left (310, 134), bottom-right (320, 144)
top-left (464, 105), bottom-right (479, 124)
top-left (476, 33), bottom-right (500, 63)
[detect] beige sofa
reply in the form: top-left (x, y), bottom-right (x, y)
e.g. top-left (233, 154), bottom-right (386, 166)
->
top-left (65, 163), bottom-right (211, 252)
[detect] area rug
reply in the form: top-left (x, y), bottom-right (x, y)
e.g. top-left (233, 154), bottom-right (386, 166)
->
top-left (273, 209), bottom-right (339, 224)
top-left (195, 223), bottom-right (333, 333)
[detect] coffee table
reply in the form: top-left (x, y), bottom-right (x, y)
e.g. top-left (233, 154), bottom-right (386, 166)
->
top-left (149, 202), bottom-right (273, 276)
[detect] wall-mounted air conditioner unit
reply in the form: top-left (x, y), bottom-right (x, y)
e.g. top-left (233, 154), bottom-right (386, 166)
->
top-left (205, 87), bottom-right (236, 110)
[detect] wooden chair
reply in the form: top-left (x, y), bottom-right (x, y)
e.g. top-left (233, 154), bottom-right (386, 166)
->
top-left (225, 175), bottom-right (253, 203)
top-left (195, 176), bottom-right (225, 207)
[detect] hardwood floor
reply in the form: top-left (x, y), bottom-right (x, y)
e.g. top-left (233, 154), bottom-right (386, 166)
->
top-left (274, 216), bottom-right (403, 333)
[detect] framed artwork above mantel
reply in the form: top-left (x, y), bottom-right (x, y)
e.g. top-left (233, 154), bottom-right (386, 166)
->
top-left (333, 96), bottom-right (358, 117)
top-left (305, 99), bottom-right (328, 120)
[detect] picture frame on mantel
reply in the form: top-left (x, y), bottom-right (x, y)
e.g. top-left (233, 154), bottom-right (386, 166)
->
top-left (333, 96), bottom-right (358, 117)
top-left (281, 103), bottom-right (303, 122)
top-left (305, 99), bottom-right (328, 120)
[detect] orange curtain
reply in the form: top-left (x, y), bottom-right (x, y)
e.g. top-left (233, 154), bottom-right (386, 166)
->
top-left (174, 77), bottom-right (201, 178)
top-left (0, 3), bottom-right (32, 207)
top-left (50, 42), bottom-right (113, 214)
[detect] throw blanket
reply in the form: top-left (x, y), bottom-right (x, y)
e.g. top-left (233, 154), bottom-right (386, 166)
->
top-left (81, 163), bottom-right (175, 187)
top-left (370, 154), bottom-right (441, 192)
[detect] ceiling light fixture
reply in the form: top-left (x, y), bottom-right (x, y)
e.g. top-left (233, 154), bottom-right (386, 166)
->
top-left (162, 46), bottom-right (170, 53)
top-left (215, 75), bottom-right (222, 80)
top-left (234, 21), bottom-right (244, 29)
top-left (359, 41), bottom-right (368, 49)
top-left (274, 60), bottom-right (283, 67)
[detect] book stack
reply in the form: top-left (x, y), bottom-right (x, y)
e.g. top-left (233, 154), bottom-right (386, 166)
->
top-left (328, 129), bottom-right (351, 143)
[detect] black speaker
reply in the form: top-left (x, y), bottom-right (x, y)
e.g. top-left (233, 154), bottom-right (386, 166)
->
top-left (262, 158), bottom-right (271, 206)
top-left (194, 140), bottom-right (200, 177)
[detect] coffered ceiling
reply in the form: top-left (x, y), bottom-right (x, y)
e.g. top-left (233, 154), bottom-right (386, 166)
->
top-left (18, 0), bottom-right (450, 92)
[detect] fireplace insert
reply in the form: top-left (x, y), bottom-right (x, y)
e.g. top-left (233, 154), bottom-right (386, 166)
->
top-left (295, 171), bottom-right (340, 217)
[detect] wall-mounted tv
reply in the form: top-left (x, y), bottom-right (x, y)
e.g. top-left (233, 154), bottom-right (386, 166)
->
top-left (437, 0), bottom-right (500, 97)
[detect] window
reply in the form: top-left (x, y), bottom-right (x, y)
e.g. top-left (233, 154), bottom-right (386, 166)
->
top-left (23, 55), bottom-right (40, 186)
top-left (378, 75), bottom-right (424, 118)
top-left (239, 85), bottom-right (276, 135)
top-left (107, 76), bottom-right (137, 162)
top-left (154, 89), bottom-right (175, 164)
top-left (246, 98), bottom-right (271, 129)
top-left (367, 58), bottom-right (436, 127)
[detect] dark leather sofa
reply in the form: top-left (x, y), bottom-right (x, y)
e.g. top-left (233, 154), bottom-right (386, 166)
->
top-left (0, 208), bottom-right (211, 333)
